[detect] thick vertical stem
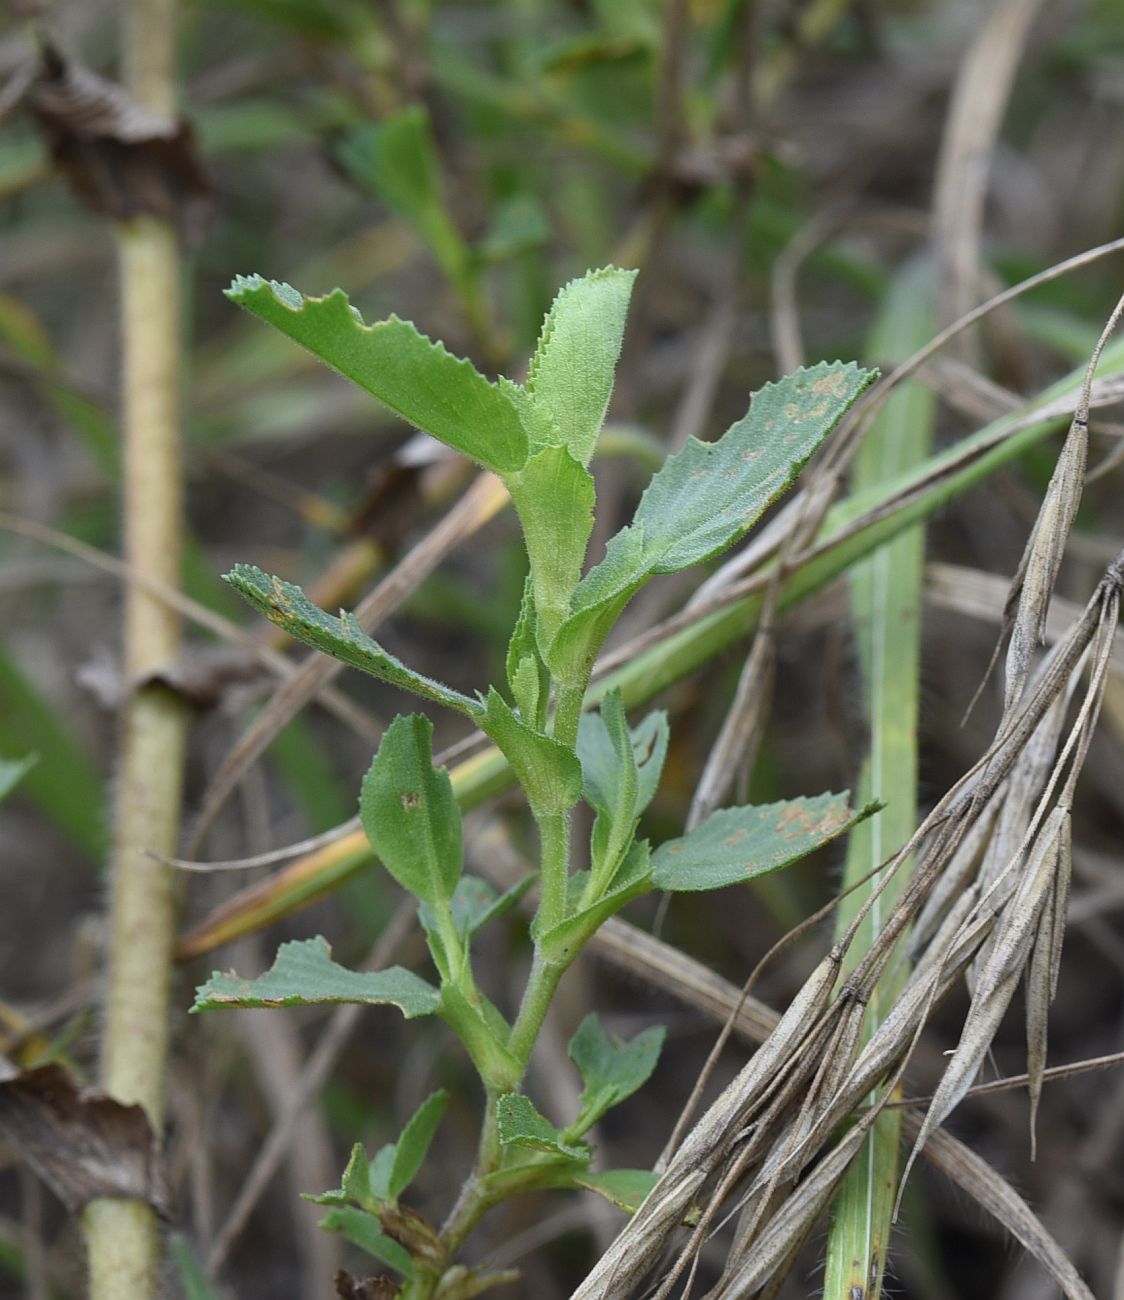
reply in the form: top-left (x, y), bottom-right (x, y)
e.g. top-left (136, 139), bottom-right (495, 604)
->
top-left (84, 1), bottom-right (187, 1294)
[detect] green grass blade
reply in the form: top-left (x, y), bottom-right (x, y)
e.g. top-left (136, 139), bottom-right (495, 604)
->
top-left (0, 642), bottom-right (104, 862)
top-left (824, 256), bottom-right (935, 1300)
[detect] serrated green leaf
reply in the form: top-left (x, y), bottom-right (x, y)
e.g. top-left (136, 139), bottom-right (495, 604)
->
top-left (526, 267), bottom-right (637, 465)
top-left (545, 526), bottom-right (648, 684)
top-left (571, 1168), bottom-right (659, 1213)
top-left (318, 1206), bottom-right (416, 1278)
top-left (0, 753), bottom-right (37, 802)
top-left (191, 936), bottom-right (440, 1016)
top-left (388, 1090), bottom-right (448, 1202)
top-left (651, 793), bottom-right (876, 892)
top-left (577, 689), bottom-right (637, 819)
top-left (304, 1143), bottom-right (374, 1209)
top-left (225, 276), bottom-right (529, 473)
top-left (360, 715), bottom-right (463, 909)
top-left (225, 564), bottom-right (484, 721)
top-left (481, 687), bottom-right (582, 816)
top-left (539, 841), bottom-right (652, 962)
top-left (568, 1014), bottom-right (664, 1133)
top-left (496, 1093), bottom-right (589, 1162)
top-left (547, 362), bottom-right (875, 681)
top-left (632, 362), bottom-right (874, 572)
top-left (506, 445), bottom-right (595, 646)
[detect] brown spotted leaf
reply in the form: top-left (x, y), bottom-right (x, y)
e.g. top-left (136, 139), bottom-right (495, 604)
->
top-left (545, 361), bottom-right (875, 681)
top-left (23, 42), bottom-right (210, 244)
top-left (0, 1061), bottom-right (171, 1217)
top-left (650, 792), bottom-right (877, 892)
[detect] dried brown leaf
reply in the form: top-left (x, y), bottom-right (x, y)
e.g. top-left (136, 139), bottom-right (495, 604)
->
top-left (1025, 873), bottom-right (1054, 1158)
top-left (915, 1122), bottom-right (1096, 1300)
top-left (23, 42), bottom-right (210, 244)
top-left (0, 1061), bottom-right (171, 1218)
top-left (334, 1270), bottom-right (400, 1299)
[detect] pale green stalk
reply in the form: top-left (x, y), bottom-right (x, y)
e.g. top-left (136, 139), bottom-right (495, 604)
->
top-left (83, 1), bottom-right (188, 1294)
top-left (824, 257), bottom-right (934, 1299)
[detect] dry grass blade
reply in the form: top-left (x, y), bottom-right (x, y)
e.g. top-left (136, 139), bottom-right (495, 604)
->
top-left (1003, 424), bottom-right (1089, 712)
top-left (685, 622), bottom-right (775, 831)
top-left (925, 563), bottom-right (1124, 681)
top-left (914, 1122), bottom-right (1096, 1300)
top-left (580, 545), bottom-right (1121, 1298)
top-left (0, 509), bottom-right (374, 735)
top-left (187, 471), bottom-right (508, 851)
top-left (1025, 851), bottom-right (1062, 1153)
top-left (931, 0), bottom-right (1047, 348)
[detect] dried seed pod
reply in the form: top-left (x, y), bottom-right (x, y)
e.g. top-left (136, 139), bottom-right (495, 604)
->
top-left (571, 951), bottom-right (841, 1300)
top-left (900, 806), bottom-right (1069, 1199)
top-left (1003, 416), bottom-right (1087, 713)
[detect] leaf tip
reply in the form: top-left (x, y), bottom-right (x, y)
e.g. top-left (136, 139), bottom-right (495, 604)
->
top-left (225, 273), bottom-right (305, 312)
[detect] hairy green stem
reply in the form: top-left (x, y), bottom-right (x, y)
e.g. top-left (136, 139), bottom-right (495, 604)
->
top-left (439, 1096), bottom-right (501, 1258)
top-left (552, 680), bottom-right (587, 750)
top-left (507, 948), bottom-right (569, 1069)
top-left (533, 809), bottom-right (571, 936)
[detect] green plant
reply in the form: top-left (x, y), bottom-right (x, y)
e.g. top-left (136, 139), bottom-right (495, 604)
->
top-left (191, 266), bottom-right (876, 1297)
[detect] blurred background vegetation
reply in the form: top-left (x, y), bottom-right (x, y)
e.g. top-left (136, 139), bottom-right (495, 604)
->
top-left (2, 1), bottom-right (1124, 1297)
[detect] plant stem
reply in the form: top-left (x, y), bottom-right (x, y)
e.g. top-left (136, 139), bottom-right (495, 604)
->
top-left (438, 1087), bottom-right (502, 1258)
top-left (507, 947), bottom-right (569, 1069)
top-left (83, 1), bottom-right (187, 1295)
top-left (552, 680), bottom-right (587, 750)
top-left (534, 809), bottom-right (570, 935)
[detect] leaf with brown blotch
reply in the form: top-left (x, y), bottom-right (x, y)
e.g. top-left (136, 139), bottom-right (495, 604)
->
top-left (22, 41), bottom-right (210, 244)
top-left (0, 1061), bottom-right (171, 1218)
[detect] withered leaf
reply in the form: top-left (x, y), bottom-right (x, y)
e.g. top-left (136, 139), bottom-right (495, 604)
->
top-left (0, 1060), bottom-right (171, 1218)
top-left (23, 42), bottom-right (210, 244)
top-left (335, 1270), bottom-right (399, 1300)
